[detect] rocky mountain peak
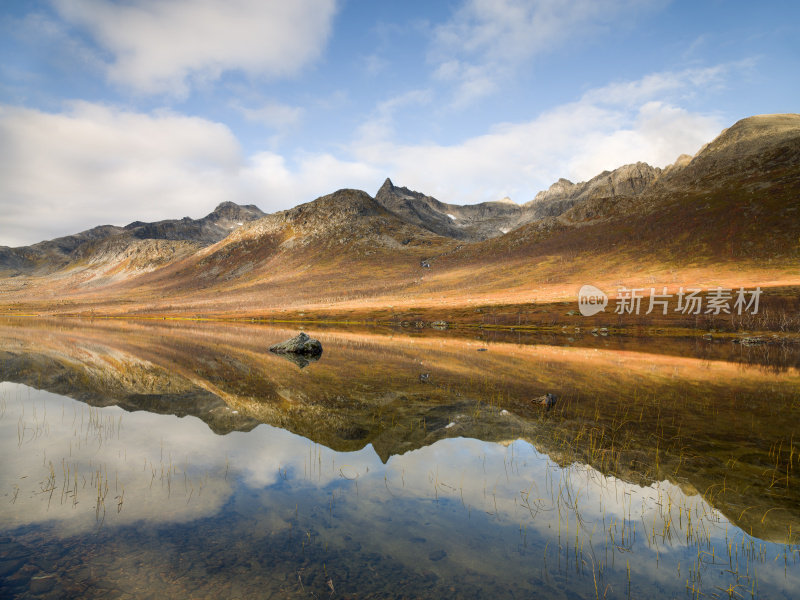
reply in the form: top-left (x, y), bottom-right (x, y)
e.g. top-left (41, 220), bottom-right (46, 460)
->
top-left (524, 163), bottom-right (660, 220)
top-left (531, 178), bottom-right (575, 204)
top-left (664, 113), bottom-right (800, 188)
top-left (279, 189), bottom-right (385, 228)
top-left (208, 201), bottom-right (264, 221)
top-left (599, 162), bottom-right (661, 195)
top-left (671, 154), bottom-right (693, 168)
top-left (374, 179), bottom-right (526, 242)
top-left (211, 200), bottom-right (240, 214)
top-left (215, 200), bottom-right (237, 209)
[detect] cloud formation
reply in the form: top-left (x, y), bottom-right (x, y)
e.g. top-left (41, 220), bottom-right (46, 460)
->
top-left (0, 64), bottom-right (726, 247)
top-left (349, 67), bottom-right (725, 204)
top-left (0, 101), bottom-right (381, 246)
top-left (0, 102), bottom-right (242, 245)
top-left (52, 0), bottom-right (338, 96)
top-left (431, 0), bottom-right (662, 104)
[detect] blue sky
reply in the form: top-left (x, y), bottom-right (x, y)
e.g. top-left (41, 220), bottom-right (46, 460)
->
top-left (1, 0), bottom-right (798, 246)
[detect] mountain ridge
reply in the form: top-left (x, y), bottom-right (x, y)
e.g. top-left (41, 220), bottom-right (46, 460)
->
top-left (375, 178), bottom-right (522, 241)
top-left (0, 200), bottom-right (266, 276)
top-left (1, 113), bottom-right (798, 320)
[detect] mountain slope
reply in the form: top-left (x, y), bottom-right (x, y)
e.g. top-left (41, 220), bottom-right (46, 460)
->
top-left (1, 114), bottom-right (798, 320)
top-left (123, 200), bottom-right (265, 245)
top-left (418, 113), bottom-right (800, 303)
top-left (375, 161), bottom-right (663, 241)
top-left (524, 161), bottom-right (661, 221)
top-left (91, 188), bottom-right (457, 313)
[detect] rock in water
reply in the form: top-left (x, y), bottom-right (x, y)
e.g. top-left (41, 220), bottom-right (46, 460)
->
top-left (269, 332), bottom-right (323, 356)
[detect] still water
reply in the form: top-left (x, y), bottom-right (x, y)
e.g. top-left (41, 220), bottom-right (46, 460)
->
top-left (0, 318), bottom-right (798, 598)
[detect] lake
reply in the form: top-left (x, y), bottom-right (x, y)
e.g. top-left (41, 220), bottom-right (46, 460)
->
top-left (1, 317), bottom-right (798, 598)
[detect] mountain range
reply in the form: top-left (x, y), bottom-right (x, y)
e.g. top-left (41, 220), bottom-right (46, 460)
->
top-left (1, 113), bottom-right (799, 326)
top-left (0, 200), bottom-right (265, 276)
top-left (375, 160), bottom-right (661, 241)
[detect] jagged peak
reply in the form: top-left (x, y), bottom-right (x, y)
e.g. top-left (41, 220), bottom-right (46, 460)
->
top-left (376, 178), bottom-right (426, 201)
top-left (376, 177), bottom-right (397, 196)
top-left (665, 154), bottom-right (693, 172)
top-left (529, 178), bottom-right (575, 204)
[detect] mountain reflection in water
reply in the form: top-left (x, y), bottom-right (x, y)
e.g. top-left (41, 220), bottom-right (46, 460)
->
top-left (0, 317), bottom-right (798, 599)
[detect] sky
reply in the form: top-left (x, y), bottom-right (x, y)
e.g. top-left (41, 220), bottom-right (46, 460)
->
top-left (1, 0), bottom-right (798, 247)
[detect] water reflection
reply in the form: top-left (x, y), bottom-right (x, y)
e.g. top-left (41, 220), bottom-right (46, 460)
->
top-left (0, 318), bottom-right (799, 598)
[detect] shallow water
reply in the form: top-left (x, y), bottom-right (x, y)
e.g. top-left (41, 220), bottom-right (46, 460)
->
top-left (0, 318), bottom-right (798, 598)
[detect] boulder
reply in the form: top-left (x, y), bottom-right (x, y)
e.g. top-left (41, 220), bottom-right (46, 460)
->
top-left (269, 332), bottom-right (323, 356)
top-left (534, 393), bottom-right (557, 409)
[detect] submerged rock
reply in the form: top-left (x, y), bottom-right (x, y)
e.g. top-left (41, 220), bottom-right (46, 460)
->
top-left (428, 549), bottom-right (447, 561)
top-left (269, 332), bottom-right (323, 357)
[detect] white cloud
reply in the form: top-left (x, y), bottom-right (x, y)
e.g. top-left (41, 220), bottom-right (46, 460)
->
top-left (0, 380), bottom-right (728, 554)
top-left (0, 102), bottom-right (242, 246)
top-left (347, 68), bottom-right (725, 204)
top-left (355, 89), bottom-right (433, 144)
top-left (565, 101), bottom-right (721, 178)
top-left (431, 0), bottom-right (663, 104)
top-left (0, 381), bottom-right (381, 534)
top-left (583, 65), bottom-right (732, 107)
top-left (52, 0), bottom-right (338, 96)
top-left (240, 151), bottom-right (381, 207)
top-left (0, 64), bottom-right (728, 247)
top-left (0, 102), bottom-right (381, 246)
